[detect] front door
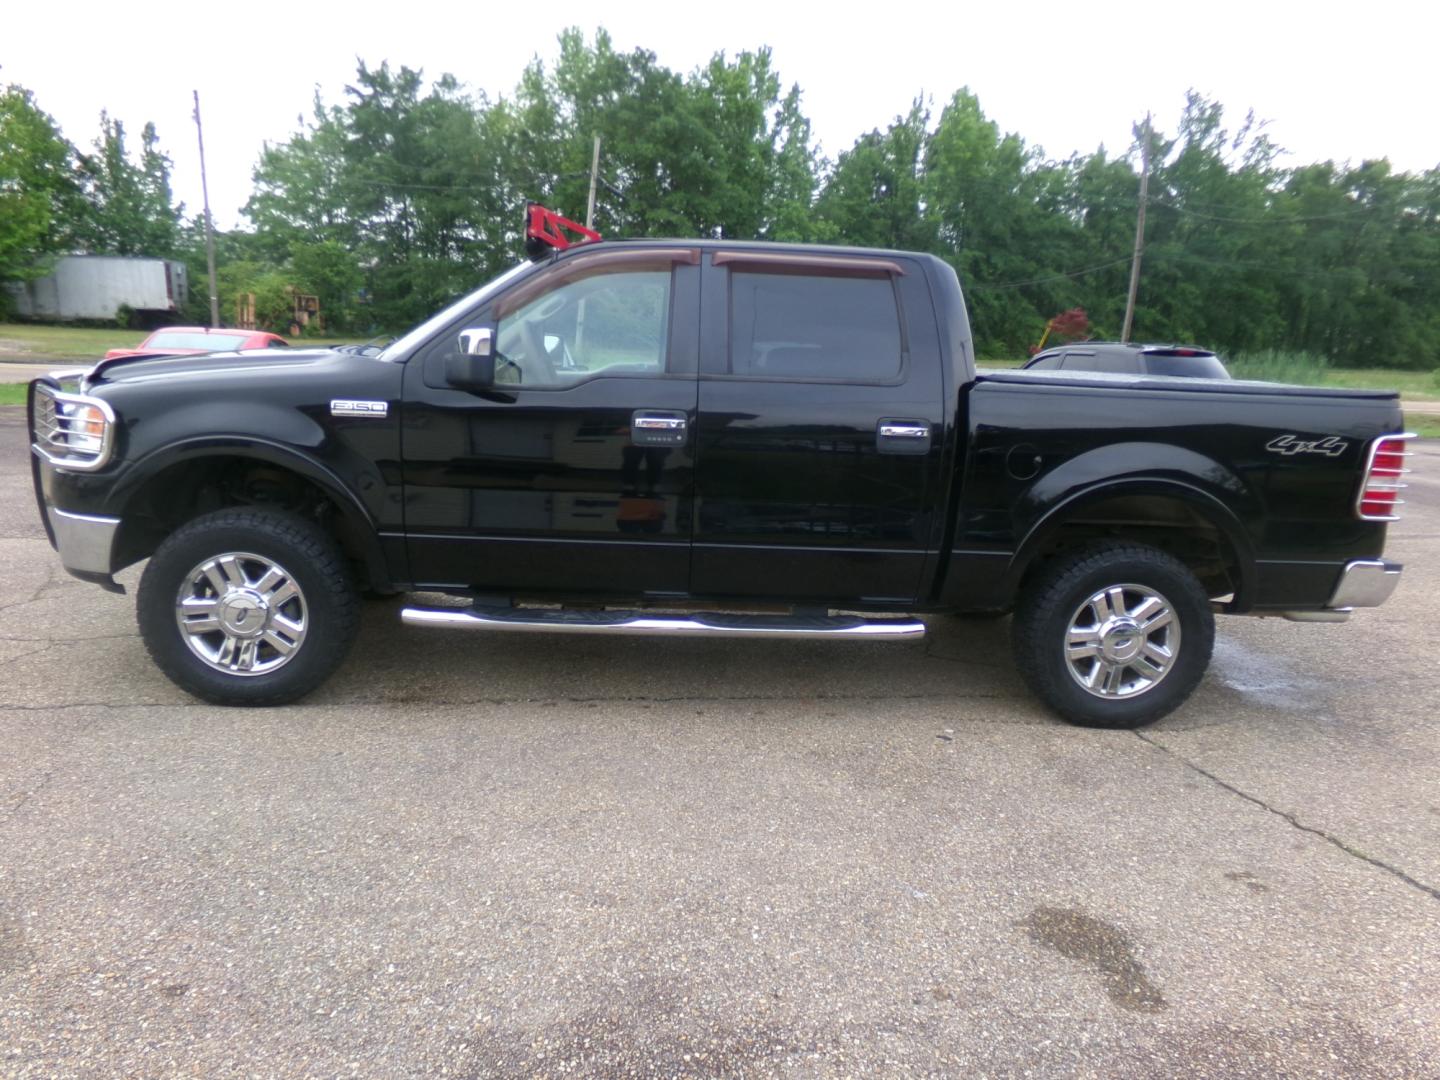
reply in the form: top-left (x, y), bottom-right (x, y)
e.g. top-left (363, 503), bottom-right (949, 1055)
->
top-left (402, 249), bottom-right (700, 597)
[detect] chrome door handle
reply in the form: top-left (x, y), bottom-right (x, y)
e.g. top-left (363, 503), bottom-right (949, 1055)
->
top-left (879, 423), bottom-right (929, 439)
top-left (876, 418), bottom-right (932, 456)
top-left (633, 415), bottom-right (687, 431)
top-left (631, 410), bottom-right (688, 447)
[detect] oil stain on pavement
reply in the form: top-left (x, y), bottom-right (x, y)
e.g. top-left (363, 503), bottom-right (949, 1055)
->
top-left (1018, 906), bottom-right (1168, 1013)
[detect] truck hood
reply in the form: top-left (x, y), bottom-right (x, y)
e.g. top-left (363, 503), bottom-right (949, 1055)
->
top-left (84, 347), bottom-right (359, 387)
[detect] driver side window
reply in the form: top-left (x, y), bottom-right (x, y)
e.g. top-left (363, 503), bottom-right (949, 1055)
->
top-left (493, 268), bottom-right (672, 387)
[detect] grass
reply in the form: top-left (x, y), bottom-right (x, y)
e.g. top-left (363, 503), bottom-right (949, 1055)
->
top-left (1402, 415), bottom-right (1440, 439)
top-left (1324, 368), bottom-right (1440, 400)
top-left (0, 384), bottom-right (27, 405)
top-left (0, 323), bottom-right (366, 361)
top-left (0, 324), bottom-right (147, 359)
top-left (1224, 350), bottom-right (1440, 399)
top-left (1225, 348), bottom-right (1330, 384)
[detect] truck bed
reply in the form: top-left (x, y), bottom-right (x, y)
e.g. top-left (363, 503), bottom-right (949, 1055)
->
top-left (976, 367), bottom-right (1400, 400)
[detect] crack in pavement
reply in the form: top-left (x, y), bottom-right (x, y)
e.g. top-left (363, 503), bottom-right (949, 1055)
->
top-left (0, 633), bottom-right (138, 644)
top-left (1135, 731), bottom-right (1440, 905)
top-left (0, 713), bottom-right (106, 827)
top-left (0, 689), bottom-right (1025, 711)
top-left (0, 701), bottom-right (189, 712)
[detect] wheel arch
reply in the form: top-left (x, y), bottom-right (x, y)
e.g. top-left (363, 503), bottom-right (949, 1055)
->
top-left (1011, 476), bottom-right (1258, 610)
top-left (105, 438), bottom-right (394, 591)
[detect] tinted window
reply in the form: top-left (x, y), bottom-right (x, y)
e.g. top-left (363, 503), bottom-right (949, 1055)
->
top-left (146, 332), bottom-right (251, 350)
top-left (265, 338), bottom-right (289, 349)
top-left (1145, 353), bottom-right (1229, 379)
top-left (1026, 354), bottom-right (1063, 370)
top-left (730, 272), bottom-right (902, 380)
top-left (1060, 350), bottom-right (1137, 375)
top-left (493, 269), bottom-right (671, 387)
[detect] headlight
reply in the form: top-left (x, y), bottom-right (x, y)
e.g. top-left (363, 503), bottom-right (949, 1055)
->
top-left (61, 402), bottom-right (108, 454)
top-left (31, 383), bottom-right (116, 471)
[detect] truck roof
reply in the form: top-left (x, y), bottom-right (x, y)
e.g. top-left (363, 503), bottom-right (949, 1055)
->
top-left (553, 236), bottom-right (951, 264)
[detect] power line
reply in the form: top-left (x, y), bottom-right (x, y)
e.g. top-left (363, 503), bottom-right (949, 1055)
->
top-left (968, 256), bottom-right (1134, 291)
top-left (968, 241), bottom-right (1385, 294)
top-left (1150, 199), bottom-right (1383, 225)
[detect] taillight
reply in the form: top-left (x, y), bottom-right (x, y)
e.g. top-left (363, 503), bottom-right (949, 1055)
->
top-left (1357, 433), bottom-right (1415, 521)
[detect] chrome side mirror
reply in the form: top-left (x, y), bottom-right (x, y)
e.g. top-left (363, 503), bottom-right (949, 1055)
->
top-left (448, 325), bottom-right (497, 389)
top-left (459, 327), bottom-right (494, 357)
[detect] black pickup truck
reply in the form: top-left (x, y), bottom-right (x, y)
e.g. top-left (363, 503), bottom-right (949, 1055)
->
top-left (28, 232), bottom-right (1412, 727)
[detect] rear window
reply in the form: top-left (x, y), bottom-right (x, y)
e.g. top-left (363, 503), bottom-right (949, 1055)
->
top-left (1061, 350), bottom-right (1136, 375)
top-left (145, 332), bottom-right (251, 351)
top-left (729, 272), bottom-right (902, 380)
top-left (1145, 353), bottom-right (1229, 379)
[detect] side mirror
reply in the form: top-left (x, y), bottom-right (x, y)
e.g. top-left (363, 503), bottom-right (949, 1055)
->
top-left (459, 327), bottom-right (494, 357)
top-left (447, 326), bottom-right (496, 389)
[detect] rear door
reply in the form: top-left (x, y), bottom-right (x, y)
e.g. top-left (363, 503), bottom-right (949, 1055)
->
top-left (402, 248), bottom-right (700, 596)
top-left (691, 251), bottom-right (946, 605)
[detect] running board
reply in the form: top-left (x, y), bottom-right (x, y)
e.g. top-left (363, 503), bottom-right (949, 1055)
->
top-left (400, 606), bottom-right (926, 640)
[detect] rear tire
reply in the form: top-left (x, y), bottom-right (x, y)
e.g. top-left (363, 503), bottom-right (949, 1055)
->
top-left (1012, 543), bottom-right (1214, 728)
top-left (137, 509), bottom-right (360, 706)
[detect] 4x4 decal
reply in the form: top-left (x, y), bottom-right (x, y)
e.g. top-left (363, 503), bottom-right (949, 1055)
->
top-left (1266, 434), bottom-right (1349, 457)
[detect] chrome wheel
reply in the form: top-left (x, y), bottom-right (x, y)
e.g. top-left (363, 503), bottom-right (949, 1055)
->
top-left (1063, 583), bottom-right (1180, 699)
top-left (173, 551), bottom-right (308, 676)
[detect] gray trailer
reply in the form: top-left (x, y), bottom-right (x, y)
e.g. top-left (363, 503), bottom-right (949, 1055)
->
top-left (8, 255), bottom-right (188, 322)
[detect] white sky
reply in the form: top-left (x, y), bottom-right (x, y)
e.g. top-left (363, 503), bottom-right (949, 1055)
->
top-left (6, 0), bottom-right (1437, 230)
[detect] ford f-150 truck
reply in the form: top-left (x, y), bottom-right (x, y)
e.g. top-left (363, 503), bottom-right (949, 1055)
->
top-left (28, 227), bottom-right (1413, 727)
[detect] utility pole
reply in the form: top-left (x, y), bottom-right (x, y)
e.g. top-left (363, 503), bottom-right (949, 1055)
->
top-left (585, 135), bottom-right (601, 230)
top-left (192, 90), bottom-right (220, 329)
top-left (1121, 113), bottom-right (1150, 344)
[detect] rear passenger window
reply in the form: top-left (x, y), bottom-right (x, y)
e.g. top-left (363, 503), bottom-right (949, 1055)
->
top-left (1061, 351), bottom-right (1136, 374)
top-left (729, 272), bottom-right (902, 380)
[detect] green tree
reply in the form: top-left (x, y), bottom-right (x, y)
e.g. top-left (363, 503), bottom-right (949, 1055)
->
top-left (288, 238), bottom-right (363, 329)
top-left (246, 94), bottom-right (360, 261)
top-left (72, 113), bottom-right (183, 256)
top-left (922, 89), bottom-right (1060, 353)
top-left (0, 83), bottom-right (77, 314)
top-left (815, 99), bottom-right (934, 251)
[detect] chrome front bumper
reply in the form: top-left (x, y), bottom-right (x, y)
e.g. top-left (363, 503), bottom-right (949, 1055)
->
top-left (46, 506), bottom-right (120, 578)
top-left (1282, 559), bottom-right (1402, 623)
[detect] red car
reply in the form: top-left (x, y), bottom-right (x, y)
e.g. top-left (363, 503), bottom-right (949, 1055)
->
top-left (104, 327), bottom-right (289, 360)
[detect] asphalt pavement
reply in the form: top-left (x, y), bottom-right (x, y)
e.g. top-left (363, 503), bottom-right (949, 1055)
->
top-left (1, 406), bottom-right (1438, 1078)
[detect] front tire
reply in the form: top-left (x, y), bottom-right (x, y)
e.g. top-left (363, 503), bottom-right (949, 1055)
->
top-left (1012, 543), bottom-right (1214, 728)
top-left (137, 509), bottom-right (360, 706)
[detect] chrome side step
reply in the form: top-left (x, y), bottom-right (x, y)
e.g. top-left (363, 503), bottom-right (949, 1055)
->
top-left (400, 606), bottom-right (925, 640)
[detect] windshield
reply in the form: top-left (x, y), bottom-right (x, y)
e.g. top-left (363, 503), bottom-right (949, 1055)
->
top-left (379, 261), bottom-right (537, 362)
top-left (146, 332), bottom-right (251, 350)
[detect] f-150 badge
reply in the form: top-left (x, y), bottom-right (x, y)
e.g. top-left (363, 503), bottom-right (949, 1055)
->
top-left (330, 400), bottom-right (388, 418)
top-left (1266, 434), bottom-right (1348, 457)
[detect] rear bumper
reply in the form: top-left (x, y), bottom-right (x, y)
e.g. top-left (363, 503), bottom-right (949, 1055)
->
top-left (1328, 559), bottom-right (1402, 609)
top-left (1281, 559), bottom-right (1401, 623)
